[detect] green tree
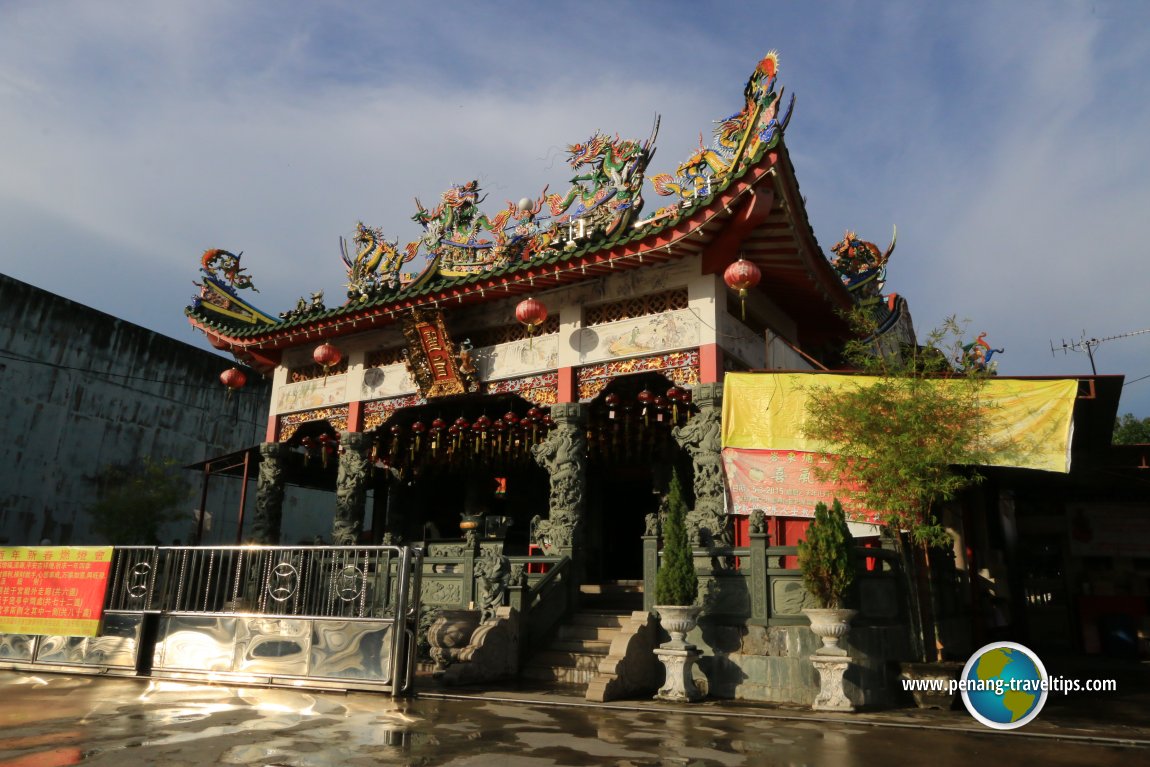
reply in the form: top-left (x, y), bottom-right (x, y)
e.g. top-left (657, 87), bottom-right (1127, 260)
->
top-left (655, 468), bottom-right (699, 606)
top-left (798, 499), bottom-right (856, 609)
top-left (802, 311), bottom-right (994, 659)
top-left (1113, 413), bottom-right (1150, 445)
top-left (88, 459), bottom-right (191, 544)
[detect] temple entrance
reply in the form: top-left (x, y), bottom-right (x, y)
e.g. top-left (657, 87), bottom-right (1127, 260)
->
top-left (583, 371), bottom-right (695, 583)
top-left (366, 393), bottom-right (550, 553)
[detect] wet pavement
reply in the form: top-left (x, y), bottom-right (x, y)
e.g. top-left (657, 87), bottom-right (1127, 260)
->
top-left (0, 670), bottom-right (1146, 766)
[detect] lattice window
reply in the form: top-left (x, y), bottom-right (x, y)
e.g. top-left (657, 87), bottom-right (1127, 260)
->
top-left (584, 288), bottom-right (689, 327)
top-left (467, 315), bottom-right (560, 347)
top-left (287, 358), bottom-right (349, 383)
top-left (365, 347), bottom-right (407, 369)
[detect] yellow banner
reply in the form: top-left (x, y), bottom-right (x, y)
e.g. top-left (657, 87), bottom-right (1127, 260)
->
top-left (0, 546), bottom-right (113, 637)
top-left (722, 373), bottom-right (1078, 473)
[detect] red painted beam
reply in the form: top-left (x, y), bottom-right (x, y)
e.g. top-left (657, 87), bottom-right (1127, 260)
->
top-left (700, 187), bottom-right (776, 275)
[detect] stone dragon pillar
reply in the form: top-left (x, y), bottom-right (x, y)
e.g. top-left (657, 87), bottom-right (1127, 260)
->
top-left (672, 382), bottom-right (730, 546)
top-left (529, 402), bottom-right (587, 558)
top-left (332, 431), bottom-right (371, 545)
top-left (251, 442), bottom-right (287, 544)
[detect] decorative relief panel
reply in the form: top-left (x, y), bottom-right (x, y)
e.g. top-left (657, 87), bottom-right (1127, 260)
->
top-left (362, 395), bottom-right (425, 432)
top-left (577, 350), bottom-right (700, 401)
top-left (574, 308), bottom-right (700, 366)
top-left (275, 373), bottom-right (350, 415)
top-left (485, 373), bottom-right (559, 406)
top-left (361, 362), bottom-right (417, 400)
top-left (278, 406), bottom-right (350, 442)
top-left (471, 334), bottom-right (559, 381)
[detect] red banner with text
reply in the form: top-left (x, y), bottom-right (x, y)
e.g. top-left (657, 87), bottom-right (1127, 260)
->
top-left (722, 447), bottom-right (879, 523)
top-left (0, 547), bottom-right (113, 636)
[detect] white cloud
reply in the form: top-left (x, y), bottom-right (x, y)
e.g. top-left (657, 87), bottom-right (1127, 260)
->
top-left (2, 0), bottom-right (1148, 417)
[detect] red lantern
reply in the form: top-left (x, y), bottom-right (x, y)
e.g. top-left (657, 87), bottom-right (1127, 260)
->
top-left (723, 257), bottom-right (762, 320)
top-left (219, 367), bottom-right (247, 393)
top-left (313, 343), bottom-right (343, 376)
top-left (515, 297), bottom-right (548, 343)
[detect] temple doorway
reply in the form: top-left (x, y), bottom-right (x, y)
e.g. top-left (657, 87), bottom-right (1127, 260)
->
top-left (583, 371), bottom-right (695, 583)
top-left (366, 393), bottom-right (550, 552)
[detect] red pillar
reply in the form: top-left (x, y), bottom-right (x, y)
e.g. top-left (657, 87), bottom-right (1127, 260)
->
top-left (348, 400), bottom-right (365, 432)
top-left (699, 343), bottom-right (723, 384)
top-left (265, 415), bottom-right (279, 443)
top-left (557, 367), bottom-right (576, 403)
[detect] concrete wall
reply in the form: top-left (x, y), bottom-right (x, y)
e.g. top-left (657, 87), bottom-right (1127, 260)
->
top-left (0, 273), bottom-right (328, 545)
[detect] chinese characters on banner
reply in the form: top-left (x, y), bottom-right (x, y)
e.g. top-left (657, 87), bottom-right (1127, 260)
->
top-left (0, 547), bottom-right (113, 637)
top-left (722, 447), bottom-right (880, 523)
top-left (401, 308), bottom-right (467, 398)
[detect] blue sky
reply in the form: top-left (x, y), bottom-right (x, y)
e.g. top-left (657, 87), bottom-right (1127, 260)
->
top-left (2, 1), bottom-right (1149, 417)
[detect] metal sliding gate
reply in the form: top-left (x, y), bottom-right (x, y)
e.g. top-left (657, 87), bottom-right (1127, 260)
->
top-left (1, 545), bottom-right (423, 695)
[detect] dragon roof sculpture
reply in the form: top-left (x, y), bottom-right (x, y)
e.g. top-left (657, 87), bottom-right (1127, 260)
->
top-left (828, 227), bottom-right (897, 299)
top-left (651, 51), bottom-right (793, 205)
top-left (187, 52), bottom-right (876, 362)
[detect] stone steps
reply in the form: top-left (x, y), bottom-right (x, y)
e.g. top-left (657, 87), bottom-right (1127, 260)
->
top-left (521, 582), bottom-right (643, 687)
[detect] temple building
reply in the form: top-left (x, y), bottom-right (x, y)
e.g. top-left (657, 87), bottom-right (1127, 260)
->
top-left (185, 53), bottom-right (913, 582)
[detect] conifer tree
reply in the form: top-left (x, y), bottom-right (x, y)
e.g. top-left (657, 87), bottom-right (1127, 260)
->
top-left (655, 468), bottom-right (698, 606)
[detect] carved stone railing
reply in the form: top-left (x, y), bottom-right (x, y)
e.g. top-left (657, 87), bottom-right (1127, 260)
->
top-left (642, 532), bottom-right (906, 626)
top-left (508, 554), bottom-right (572, 663)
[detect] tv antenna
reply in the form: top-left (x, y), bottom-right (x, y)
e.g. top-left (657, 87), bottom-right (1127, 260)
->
top-left (1051, 328), bottom-right (1150, 375)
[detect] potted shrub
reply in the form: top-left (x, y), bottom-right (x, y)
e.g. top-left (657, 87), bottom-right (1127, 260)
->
top-left (654, 468), bottom-right (700, 639)
top-left (653, 468), bottom-right (703, 701)
top-left (798, 498), bottom-right (857, 655)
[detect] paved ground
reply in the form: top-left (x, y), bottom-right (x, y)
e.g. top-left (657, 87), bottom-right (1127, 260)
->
top-left (0, 664), bottom-right (1147, 766)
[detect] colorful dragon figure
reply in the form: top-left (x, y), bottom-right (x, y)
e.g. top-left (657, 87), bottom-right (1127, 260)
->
top-left (191, 248), bottom-right (277, 326)
top-left (342, 222), bottom-right (419, 301)
top-left (651, 136), bottom-right (730, 199)
top-left (652, 51), bottom-right (794, 203)
top-left (200, 248), bottom-right (258, 292)
top-left (958, 332), bottom-right (1005, 373)
top-left (411, 180), bottom-right (557, 276)
top-left (544, 122), bottom-right (658, 239)
top-left (828, 227), bottom-right (897, 297)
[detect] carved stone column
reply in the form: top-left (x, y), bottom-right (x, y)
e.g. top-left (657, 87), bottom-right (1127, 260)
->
top-left (672, 382), bottom-right (729, 545)
top-left (333, 431), bottom-right (371, 545)
top-left (251, 442), bottom-right (287, 544)
top-left (530, 402), bottom-right (587, 555)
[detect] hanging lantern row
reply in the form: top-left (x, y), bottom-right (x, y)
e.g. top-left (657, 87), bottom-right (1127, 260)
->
top-left (604, 386), bottom-right (692, 426)
top-left (372, 406), bottom-right (556, 475)
top-left (723, 256), bottom-right (761, 321)
top-left (589, 386), bottom-right (695, 464)
top-left (299, 432), bottom-right (341, 468)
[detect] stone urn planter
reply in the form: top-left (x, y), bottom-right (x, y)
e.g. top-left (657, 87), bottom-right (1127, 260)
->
top-left (802, 607), bottom-right (858, 656)
top-left (655, 604), bottom-right (702, 650)
top-left (654, 604), bottom-right (703, 702)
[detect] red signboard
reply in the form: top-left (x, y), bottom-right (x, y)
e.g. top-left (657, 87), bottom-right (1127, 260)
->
top-left (402, 308), bottom-right (467, 398)
top-left (0, 547), bottom-right (113, 637)
top-left (722, 447), bottom-right (879, 523)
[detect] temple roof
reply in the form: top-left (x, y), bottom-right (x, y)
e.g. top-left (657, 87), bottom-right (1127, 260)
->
top-left (185, 54), bottom-right (877, 368)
